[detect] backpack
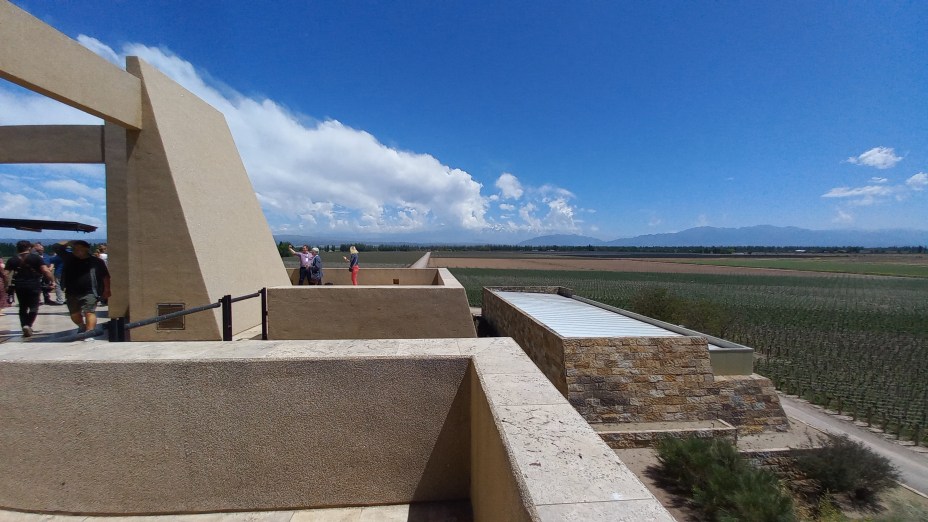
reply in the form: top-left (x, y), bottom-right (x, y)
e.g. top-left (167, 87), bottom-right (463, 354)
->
top-left (10, 253), bottom-right (44, 287)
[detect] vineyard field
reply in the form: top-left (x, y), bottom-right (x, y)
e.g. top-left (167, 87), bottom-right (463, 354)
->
top-left (450, 267), bottom-right (928, 442)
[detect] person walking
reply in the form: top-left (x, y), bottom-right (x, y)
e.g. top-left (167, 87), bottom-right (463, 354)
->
top-left (32, 242), bottom-right (61, 305)
top-left (309, 247), bottom-right (323, 285)
top-left (288, 244), bottom-right (314, 285)
top-left (0, 257), bottom-right (9, 314)
top-left (343, 245), bottom-right (360, 286)
top-left (4, 240), bottom-right (56, 337)
top-left (60, 240), bottom-right (110, 338)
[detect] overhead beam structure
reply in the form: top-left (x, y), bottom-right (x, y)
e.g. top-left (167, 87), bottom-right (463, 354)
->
top-left (0, 1), bottom-right (142, 130)
top-left (0, 125), bottom-right (104, 163)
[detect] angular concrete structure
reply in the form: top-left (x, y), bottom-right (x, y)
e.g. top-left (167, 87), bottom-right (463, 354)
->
top-left (0, 1), bottom-right (290, 340)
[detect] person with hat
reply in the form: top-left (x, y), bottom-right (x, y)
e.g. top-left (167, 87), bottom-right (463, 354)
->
top-left (309, 247), bottom-right (323, 285)
top-left (60, 240), bottom-right (110, 338)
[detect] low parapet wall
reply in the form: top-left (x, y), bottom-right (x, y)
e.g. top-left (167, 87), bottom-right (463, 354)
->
top-left (270, 268), bottom-right (476, 339)
top-left (0, 338), bottom-right (672, 520)
top-left (287, 267), bottom-right (442, 286)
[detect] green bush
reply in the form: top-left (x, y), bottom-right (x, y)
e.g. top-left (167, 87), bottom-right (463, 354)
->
top-left (792, 435), bottom-right (900, 503)
top-left (656, 436), bottom-right (795, 521)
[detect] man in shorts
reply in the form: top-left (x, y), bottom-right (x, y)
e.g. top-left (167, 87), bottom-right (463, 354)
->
top-left (61, 240), bottom-right (110, 337)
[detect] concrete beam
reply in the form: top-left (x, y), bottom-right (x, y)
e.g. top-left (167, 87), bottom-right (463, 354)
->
top-left (0, 125), bottom-right (103, 163)
top-left (0, 1), bottom-right (142, 129)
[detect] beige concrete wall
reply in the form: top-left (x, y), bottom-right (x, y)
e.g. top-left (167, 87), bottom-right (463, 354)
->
top-left (104, 122), bottom-right (130, 319)
top-left (0, 2), bottom-right (142, 129)
top-left (0, 342), bottom-right (471, 514)
top-left (470, 370), bottom-right (534, 522)
top-left (123, 58), bottom-right (290, 340)
top-left (288, 267), bottom-right (443, 286)
top-left (0, 338), bottom-right (673, 519)
top-left (267, 285), bottom-right (476, 339)
top-left (0, 125), bottom-right (103, 163)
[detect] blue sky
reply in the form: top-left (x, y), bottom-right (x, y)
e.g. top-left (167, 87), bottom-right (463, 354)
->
top-left (2, 1), bottom-right (926, 242)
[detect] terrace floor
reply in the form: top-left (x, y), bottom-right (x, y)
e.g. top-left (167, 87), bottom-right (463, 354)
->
top-left (0, 501), bottom-right (473, 521)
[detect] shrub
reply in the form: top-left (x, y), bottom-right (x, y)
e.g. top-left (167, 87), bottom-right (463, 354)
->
top-left (792, 435), bottom-right (900, 503)
top-left (656, 436), bottom-right (795, 521)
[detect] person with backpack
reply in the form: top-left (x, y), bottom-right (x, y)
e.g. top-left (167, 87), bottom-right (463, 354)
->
top-left (3, 240), bottom-right (56, 337)
top-left (309, 247), bottom-right (323, 285)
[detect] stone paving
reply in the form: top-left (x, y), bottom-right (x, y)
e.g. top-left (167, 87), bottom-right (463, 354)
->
top-left (0, 501), bottom-right (473, 521)
top-left (0, 301), bottom-right (108, 343)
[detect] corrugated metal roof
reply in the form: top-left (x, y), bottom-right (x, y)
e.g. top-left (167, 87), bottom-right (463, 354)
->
top-left (493, 291), bottom-right (723, 349)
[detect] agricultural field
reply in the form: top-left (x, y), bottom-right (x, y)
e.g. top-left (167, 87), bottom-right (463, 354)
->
top-left (444, 264), bottom-right (928, 443)
top-left (660, 255), bottom-right (928, 278)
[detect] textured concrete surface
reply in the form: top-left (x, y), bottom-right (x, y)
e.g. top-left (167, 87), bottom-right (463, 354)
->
top-left (0, 2), bottom-right (142, 128)
top-left (267, 285), bottom-right (476, 340)
top-left (0, 501), bottom-right (473, 521)
top-left (122, 57), bottom-right (290, 340)
top-left (0, 341), bottom-right (470, 513)
top-left (1, 338), bottom-right (673, 520)
top-left (0, 125), bottom-right (104, 163)
top-left (288, 267), bottom-right (444, 286)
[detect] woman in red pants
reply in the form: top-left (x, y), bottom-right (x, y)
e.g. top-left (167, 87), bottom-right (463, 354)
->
top-left (343, 246), bottom-right (360, 285)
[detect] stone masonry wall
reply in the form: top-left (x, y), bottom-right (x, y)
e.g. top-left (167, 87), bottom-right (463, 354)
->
top-left (712, 374), bottom-right (789, 434)
top-left (482, 287), bottom-right (568, 395)
top-left (483, 288), bottom-right (790, 434)
top-left (564, 337), bottom-right (718, 424)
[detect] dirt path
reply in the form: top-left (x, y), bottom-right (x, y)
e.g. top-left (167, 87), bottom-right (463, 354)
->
top-left (780, 396), bottom-right (928, 496)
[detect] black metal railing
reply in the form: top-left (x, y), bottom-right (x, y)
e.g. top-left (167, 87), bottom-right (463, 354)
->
top-left (63, 288), bottom-right (268, 343)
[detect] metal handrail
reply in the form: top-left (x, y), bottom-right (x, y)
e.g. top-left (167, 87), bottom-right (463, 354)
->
top-left (59, 288), bottom-right (268, 343)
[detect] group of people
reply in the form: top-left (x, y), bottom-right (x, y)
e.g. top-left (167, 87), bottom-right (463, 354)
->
top-left (287, 244), bottom-right (360, 286)
top-left (1, 240), bottom-right (111, 339)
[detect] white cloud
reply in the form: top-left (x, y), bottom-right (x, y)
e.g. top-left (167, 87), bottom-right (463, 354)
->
top-left (76, 35), bottom-right (121, 66)
top-left (832, 209), bottom-right (853, 224)
top-left (846, 147), bottom-right (902, 169)
top-left (41, 179), bottom-right (106, 201)
top-left (822, 185), bottom-right (894, 199)
top-left (906, 172), bottom-right (928, 191)
top-left (695, 214), bottom-right (709, 227)
top-left (0, 84), bottom-right (101, 125)
top-left (648, 217), bottom-right (662, 227)
top-left (495, 173), bottom-right (524, 200)
top-left (0, 36), bottom-right (594, 239)
top-left (870, 177), bottom-right (888, 184)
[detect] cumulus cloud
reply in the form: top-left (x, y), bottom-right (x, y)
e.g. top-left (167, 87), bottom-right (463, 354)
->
top-left (0, 36), bottom-right (594, 239)
top-left (41, 179), bottom-right (106, 201)
top-left (846, 147), bottom-right (902, 169)
top-left (832, 209), bottom-right (853, 224)
top-left (822, 170), bottom-right (928, 209)
top-left (495, 173), bottom-right (524, 200)
top-left (906, 172), bottom-right (928, 191)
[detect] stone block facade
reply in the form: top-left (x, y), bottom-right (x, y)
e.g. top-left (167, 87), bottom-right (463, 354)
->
top-left (564, 336), bottom-right (717, 424)
top-left (483, 287), bottom-right (790, 434)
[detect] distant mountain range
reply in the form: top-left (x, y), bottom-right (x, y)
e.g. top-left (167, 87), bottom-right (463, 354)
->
top-left (519, 226), bottom-right (928, 248)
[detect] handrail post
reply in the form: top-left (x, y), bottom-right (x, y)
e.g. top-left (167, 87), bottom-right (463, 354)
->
top-left (108, 319), bottom-right (118, 342)
top-left (221, 294), bottom-right (233, 341)
top-left (260, 287), bottom-right (268, 340)
top-left (108, 317), bottom-right (127, 342)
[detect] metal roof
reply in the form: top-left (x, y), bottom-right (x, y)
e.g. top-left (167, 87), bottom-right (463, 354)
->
top-left (493, 290), bottom-right (725, 349)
